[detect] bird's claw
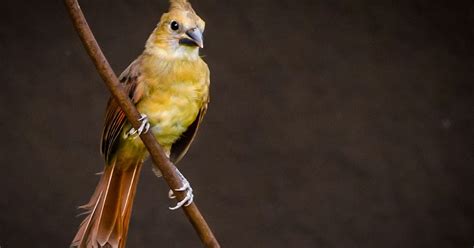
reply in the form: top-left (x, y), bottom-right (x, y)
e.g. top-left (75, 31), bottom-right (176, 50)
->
top-left (125, 114), bottom-right (150, 138)
top-left (168, 189), bottom-right (177, 199)
top-left (168, 172), bottom-right (194, 210)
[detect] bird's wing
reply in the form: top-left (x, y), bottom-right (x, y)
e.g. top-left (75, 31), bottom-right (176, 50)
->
top-left (169, 99), bottom-right (209, 164)
top-left (101, 58), bottom-right (144, 162)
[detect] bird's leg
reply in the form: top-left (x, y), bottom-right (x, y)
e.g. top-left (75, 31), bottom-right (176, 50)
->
top-left (125, 113), bottom-right (150, 138)
top-left (168, 168), bottom-right (194, 210)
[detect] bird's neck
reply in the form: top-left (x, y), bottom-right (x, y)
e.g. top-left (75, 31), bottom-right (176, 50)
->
top-left (144, 41), bottom-right (200, 61)
top-left (140, 50), bottom-right (205, 89)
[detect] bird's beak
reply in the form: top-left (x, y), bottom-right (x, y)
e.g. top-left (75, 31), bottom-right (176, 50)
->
top-left (179, 28), bottom-right (204, 48)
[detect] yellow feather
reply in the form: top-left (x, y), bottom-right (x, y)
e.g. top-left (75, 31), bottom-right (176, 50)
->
top-left (135, 50), bottom-right (209, 149)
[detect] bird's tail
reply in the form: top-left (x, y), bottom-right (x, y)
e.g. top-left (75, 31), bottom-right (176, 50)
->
top-left (71, 157), bottom-right (143, 248)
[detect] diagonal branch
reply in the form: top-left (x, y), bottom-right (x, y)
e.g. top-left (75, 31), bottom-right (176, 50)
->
top-left (64, 1), bottom-right (220, 247)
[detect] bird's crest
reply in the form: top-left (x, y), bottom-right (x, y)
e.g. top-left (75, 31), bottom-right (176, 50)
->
top-left (169, 0), bottom-right (195, 13)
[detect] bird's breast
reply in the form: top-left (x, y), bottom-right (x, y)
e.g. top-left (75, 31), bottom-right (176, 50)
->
top-left (137, 79), bottom-right (206, 147)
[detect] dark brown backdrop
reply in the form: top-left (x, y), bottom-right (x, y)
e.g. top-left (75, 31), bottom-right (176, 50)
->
top-left (1, 0), bottom-right (473, 247)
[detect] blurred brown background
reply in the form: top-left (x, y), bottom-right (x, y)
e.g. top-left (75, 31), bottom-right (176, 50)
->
top-left (1, 0), bottom-right (473, 247)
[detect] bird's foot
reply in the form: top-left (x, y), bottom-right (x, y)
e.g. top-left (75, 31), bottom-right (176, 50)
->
top-left (125, 114), bottom-right (150, 138)
top-left (168, 168), bottom-right (194, 210)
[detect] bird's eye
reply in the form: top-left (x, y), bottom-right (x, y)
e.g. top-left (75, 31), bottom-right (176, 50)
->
top-left (170, 21), bottom-right (179, 31)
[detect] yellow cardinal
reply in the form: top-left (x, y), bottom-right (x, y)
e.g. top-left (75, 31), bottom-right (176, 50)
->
top-left (72, 0), bottom-right (209, 247)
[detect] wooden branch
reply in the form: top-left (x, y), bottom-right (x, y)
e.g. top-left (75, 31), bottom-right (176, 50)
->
top-left (64, 1), bottom-right (220, 247)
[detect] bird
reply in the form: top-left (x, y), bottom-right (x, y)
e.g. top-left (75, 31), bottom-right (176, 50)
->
top-left (71, 0), bottom-right (209, 247)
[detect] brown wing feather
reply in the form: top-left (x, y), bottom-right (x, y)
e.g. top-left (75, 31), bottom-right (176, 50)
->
top-left (101, 58), bottom-right (144, 162)
top-left (169, 101), bottom-right (208, 163)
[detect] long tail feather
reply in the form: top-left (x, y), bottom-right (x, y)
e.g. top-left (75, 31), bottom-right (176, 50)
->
top-left (72, 158), bottom-right (143, 248)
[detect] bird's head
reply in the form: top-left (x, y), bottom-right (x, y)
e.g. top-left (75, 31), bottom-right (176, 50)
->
top-left (146, 0), bottom-right (205, 60)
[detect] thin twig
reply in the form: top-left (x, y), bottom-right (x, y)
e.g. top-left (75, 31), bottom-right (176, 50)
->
top-left (64, 1), bottom-right (220, 247)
